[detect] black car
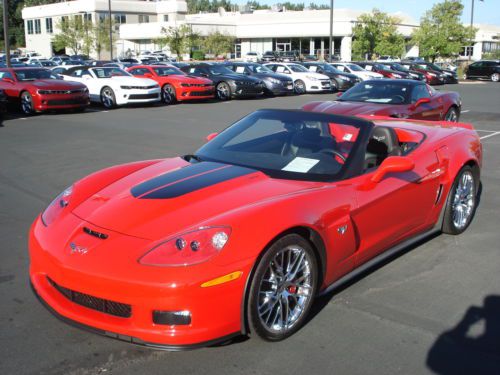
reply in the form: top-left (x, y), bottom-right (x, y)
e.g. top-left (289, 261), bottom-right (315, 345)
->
top-left (464, 60), bottom-right (500, 82)
top-left (170, 62), bottom-right (190, 69)
top-left (379, 62), bottom-right (426, 81)
top-left (180, 63), bottom-right (264, 100)
top-left (301, 62), bottom-right (360, 91)
top-left (278, 51), bottom-right (300, 62)
top-left (405, 61), bottom-right (458, 84)
top-left (223, 62), bottom-right (294, 96)
top-left (262, 51), bottom-right (278, 62)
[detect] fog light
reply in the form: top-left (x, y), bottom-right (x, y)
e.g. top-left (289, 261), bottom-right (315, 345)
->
top-left (153, 310), bottom-right (191, 325)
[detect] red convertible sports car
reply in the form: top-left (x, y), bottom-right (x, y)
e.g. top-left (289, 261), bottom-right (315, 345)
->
top-left (29, 109), bottom-right (482, 349)
top-left (126, 65), bottom-right (215, 104)
top-left (304, 79), bottom-right (461, 122)
top-left (0, 67), bottom-right (89, 115)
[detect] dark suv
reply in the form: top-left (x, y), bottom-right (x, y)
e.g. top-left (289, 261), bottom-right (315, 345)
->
top-left (464, 60), bottom-right (500, 82)
top-left (261, 51), bottom-right (278, 62)
top-left (180, 63), bottom-right (264, 100)
top-left (301, 62), bottom-right (360, 91)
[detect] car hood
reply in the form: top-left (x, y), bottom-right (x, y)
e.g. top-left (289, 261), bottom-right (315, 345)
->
top-left (313, 100), bottom-right (399, 116)
top-left (72, 158), bottom-right (316, 241)
top-left (109, 76), bottom-right (158, 86)
top-left (253, 72), bottom-right (292, 81)
top-left (213, 73), bottom-right (261, 82)
top-left (31, 79), bottom-right (86, 89)
top-left (162, 75), bottom-right (213, 84)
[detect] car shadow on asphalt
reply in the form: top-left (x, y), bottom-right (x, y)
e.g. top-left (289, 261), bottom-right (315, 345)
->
top-left (426, 295), bottom-right (500, 375)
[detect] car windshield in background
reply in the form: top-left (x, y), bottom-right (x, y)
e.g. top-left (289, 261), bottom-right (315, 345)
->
top-left (208, 65), bottom-right (234, 75)
top-left (389, 63), bottom-right (409, 72)
top-left (153, 66), bottom-right (185, 76)
top-left (247, 64), bottom-right (273, 73)
top-left (289, 64), bottom-right (308, 72)
top-left (15, 69), bottom-right (59, 81)
top-left (196, 109), bottom-right (365, 181)
top-left (339, 81), bottom-right (412, 104)
top-left (345, 64), bottom-right (365, 72)
top-left (319, 64), bottom-right (341, 73)
top-left (41, 61), bottom-right (57, 67)
top-left (91, 67), bottom-right (131, 78)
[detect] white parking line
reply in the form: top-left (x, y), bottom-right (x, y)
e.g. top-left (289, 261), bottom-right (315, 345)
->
top-left (462, 110), bottom-right (470, 113)
top-left (480, 131), bottom-right (500, 140)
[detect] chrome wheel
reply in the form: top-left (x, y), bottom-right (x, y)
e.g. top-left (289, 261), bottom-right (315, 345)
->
top-left (216, 82), bottom-right (230, 100)
top-left (257, 246), bottom-right (313, 333)
top-left (491, 73), bottom-right (499, 82)
top-left (21, 92), bottom-right (34, 115)
top-left (451, 171), bottom-right (475, 230)
top-left (294, 80), bottom-right (306, 94)
top-left (463, 73), bottom-right (468, 80)
top-left (162, 84), bottom-right (176, 104)
top-left (445, 107), bottom-right (459, 122)
top-left (100, 87), bottom-right (115, 108)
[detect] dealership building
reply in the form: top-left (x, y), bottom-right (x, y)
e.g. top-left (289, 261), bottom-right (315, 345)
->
top-left (22, 0), bottom-right (500, 61)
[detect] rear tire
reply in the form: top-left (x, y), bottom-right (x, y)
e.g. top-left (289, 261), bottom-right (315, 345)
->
top-left (162, 84), bottom-right (177, 104)
top-left (491, 73), bottom-right (499, 82)
top-left (444, 106), bottom-right (459, 122)
top-left (442, 166), bottom-right (478, 235)
top-left (216, 82), bottom-right (231, 101)
top-left (248, 234), bottom-right (318, 341)
top-left (20, 91), bottom-right (35, 115)
top-left (294, 80), bottom-right (306, 94)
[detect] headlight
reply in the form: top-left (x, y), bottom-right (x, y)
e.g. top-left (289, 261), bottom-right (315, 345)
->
top-left (306, 75), bottom-right (320, 81)
top-left (181, 83), bottom-right (192, 87)
top-left (38, 90), bottom-right (50, 95)
top-left (41, 185), bottom-right (73, 226)
top-left (266, 77), bottom-right (281, 85)
top-left (139, 226), bottom-right (231, 266)
top-left (428, 72), bottom-right (436, 77)
top-left (338, 75), bottom-right (349, 81)
top-left (120, 86), bottom-right (132, 90)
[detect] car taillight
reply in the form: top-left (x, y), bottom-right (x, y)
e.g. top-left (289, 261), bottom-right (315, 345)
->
top-left (139, 226), bottom-right (231, 266)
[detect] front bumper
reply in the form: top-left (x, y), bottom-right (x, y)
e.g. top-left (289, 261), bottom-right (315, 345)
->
top-left (336, 79), bottom-right (357, 91)
top-left (305, 79), bottom-right (332, 92)
top-left (29, 215), bottom-right (252, 347)
top-left (265, 81), bottom-right (294, 95)
top-left (177, 86), bottom-right (215, 101)
top-left (36, 94), bottom-right (90, 111)
top-left (232, 83), bottom-right (264, 97)
top-left (117, 88), bottom-right (161, 105)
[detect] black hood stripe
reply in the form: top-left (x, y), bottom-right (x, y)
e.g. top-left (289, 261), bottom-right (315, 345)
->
top-left (131, 162), bottom-right (256, 199)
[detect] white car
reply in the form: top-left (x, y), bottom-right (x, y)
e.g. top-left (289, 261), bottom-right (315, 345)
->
top-left (62, 66), bottom-right (161, 108)
top-left (244, 52), bottom-right (260, 63)
top-left (330, 62), bottom-right (384, 81)
top-left (264, 62), bottom-right (331, 94)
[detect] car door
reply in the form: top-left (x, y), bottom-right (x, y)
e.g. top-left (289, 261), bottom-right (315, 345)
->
top-left (468, 62), bottom-right (481, 77)
top-left (409, 84), bottom-right (443, 120)
top-left (350, 127), bottom-right (441, 265)
top-left (0, 70), bottom-right (20, 101)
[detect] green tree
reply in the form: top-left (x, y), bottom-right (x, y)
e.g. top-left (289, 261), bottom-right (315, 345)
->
top-left (91, 18), bottom-right (113, 59)
top-left (351, 9), bottom-right (406, 60)
top-left (412, 0), bottom-right (476, 62)
top-left (204, 31), bottom-right (234, 57)
top-left (160, 24), bottom-right (200, 58)
top-left (52, 16), bottom-right (85, 55)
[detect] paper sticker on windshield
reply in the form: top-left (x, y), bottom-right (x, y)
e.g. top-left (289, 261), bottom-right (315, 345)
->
top-left (282, 157), bottom-right (319, 173)
top-left (343, 133), bottom-right (353, 141)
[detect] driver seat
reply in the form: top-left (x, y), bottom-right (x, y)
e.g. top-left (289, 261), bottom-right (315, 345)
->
top-left (364, 127), bottom-right (402, 169)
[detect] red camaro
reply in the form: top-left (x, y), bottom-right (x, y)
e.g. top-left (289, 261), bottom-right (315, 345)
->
top-left (0, 67), bottom-right (89, 115)
top-left (126, 65), bottom-right (215, 104)
top-left (304, 79), bottom-right (461, 122)
top-left (29, 109), bottom-right (481, 349)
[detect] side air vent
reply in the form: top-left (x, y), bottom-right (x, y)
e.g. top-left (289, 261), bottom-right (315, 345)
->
top-left (83, 227), bottom-right (109, 239)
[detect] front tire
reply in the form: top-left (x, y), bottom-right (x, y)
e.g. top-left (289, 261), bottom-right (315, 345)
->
top-left (444, 106), bottom-right (459, 122)
top-left (100, 86), bottom-right (116, 109)
top-left (20, 91), bottom-right (35, 115)
top-left (442, 166), bottom-right (478, 235)
top-left (216, 82), bottom-right (231, 101)
top-left (294, 80), bottom-right (306, 94)
top-left (463, 72), bottom-right (468, 80)
top-left (491, 73), bottom-right (499, 82)
top-left (248, 234), bottom-right (318, 341)
top-left (162, 84), bottom-right (177, 104)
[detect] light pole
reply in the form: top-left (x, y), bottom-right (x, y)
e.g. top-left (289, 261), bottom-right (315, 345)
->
top-left (2, 0), bottom-right (11, 67)
top-left (469, 0), bottom-right (484, 60)
top-left (328, 0), bottom-right (334, 62)
top-left (108, 0), bottom-right (113, 60)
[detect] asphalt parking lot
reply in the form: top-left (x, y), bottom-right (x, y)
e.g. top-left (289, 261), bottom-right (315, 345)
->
top-left (1, 81), bottom-right (499, 375)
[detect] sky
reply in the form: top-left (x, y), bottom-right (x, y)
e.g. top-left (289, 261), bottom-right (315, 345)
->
top-left (235, 0), bottom-right (499, 25)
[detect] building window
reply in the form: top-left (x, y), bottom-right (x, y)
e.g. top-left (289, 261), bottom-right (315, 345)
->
top-left (45, 18), bottom-right (53, 33)
top-left (163, 15), bottom-right (169, 22)
top-left (34, 19), bottom-right (41, 34)
top-left (138, 15), bottom-right (150, 23)
top-left (84, 13), bottom-right (92, 23)
top-left (482, 42), bottom-right (499, 53)
top-left (27, 20), bottom-right (34, 35)
top-left (114, 13), bottom-right (126, 24)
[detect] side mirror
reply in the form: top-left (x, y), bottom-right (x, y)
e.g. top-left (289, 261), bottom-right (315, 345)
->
top-left (206, 132), bottom-right (218, 142)
top-left (144, 73), bottom-right (153, 78)
top-left (2, 77), bottom-right (14, 84)
top-left (371, 156), bottom-right (414, 183)
top-left (200, 73), bottom-right (209, 78)
top-left (83, 75), bottom-right (92, 80)
top-left (411, 97), bottom-right (431, 109)
top-left (337, 92), bottom-right (343, 97)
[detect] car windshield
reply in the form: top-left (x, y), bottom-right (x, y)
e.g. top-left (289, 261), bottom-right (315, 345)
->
top-left (91, 67), bottom-right (131, 78)
top-left (41, 61), bottom-right (57, 67)
top-left (339, 81), bottom-right (412, 104)
top-left (14, 69), bottom-right (59, 81)
top-left (207, 65), bottom-right (234, 75)
top-left (195, 109), bottom-right (366, 181)
top-left (289, 64), bottom-right (308, 72)
top-left (319, 64), bottom-right (340, 73)
top-left (153, 66), bottom-right (185, 76)
top-left (345, 64), bottom-right (365, 72)
top-left (247, 64), bottom-right (273, 73)
top-left (390, 63), bottom-right (408, 72)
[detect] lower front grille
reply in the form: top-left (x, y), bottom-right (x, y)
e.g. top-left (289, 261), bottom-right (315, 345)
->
top-left (47, 98), bottom-right (87, 106)
top-left (190, 90), bottom-right (213, 97)
top-left (47, 277), bottom-right (132, 318)
top-left (129, 93), bottom-right (159, 100)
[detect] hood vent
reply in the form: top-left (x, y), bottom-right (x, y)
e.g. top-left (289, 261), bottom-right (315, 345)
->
top-left (83, 227), bottom-right (109, 240)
